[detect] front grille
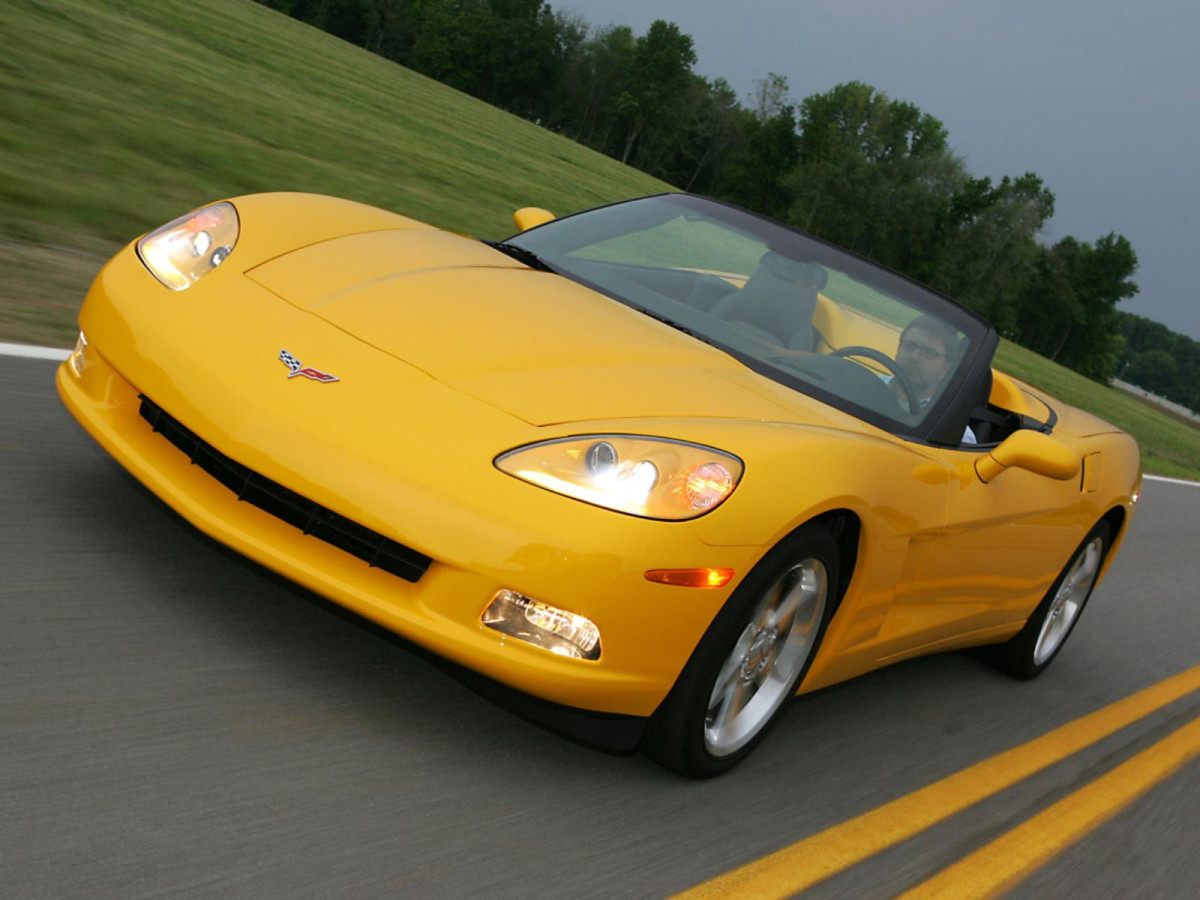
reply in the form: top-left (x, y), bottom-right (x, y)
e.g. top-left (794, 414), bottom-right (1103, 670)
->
top-left (138, 397), bottom-right (432, 583)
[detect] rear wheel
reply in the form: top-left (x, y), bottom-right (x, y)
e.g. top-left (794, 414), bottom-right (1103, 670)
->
top-left (993, 521), bottom-right (1111, 679)
top-left (642, 526), bottom-right (839, 778)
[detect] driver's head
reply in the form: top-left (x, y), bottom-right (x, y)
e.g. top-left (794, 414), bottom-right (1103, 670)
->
top-left (896, 315), bottom-right (958, 402)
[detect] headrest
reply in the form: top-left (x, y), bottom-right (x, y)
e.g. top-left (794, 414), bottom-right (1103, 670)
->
top-left (758, 252), bottom-right (828, 290)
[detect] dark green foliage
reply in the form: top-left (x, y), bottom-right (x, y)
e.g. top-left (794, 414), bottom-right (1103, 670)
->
top-left (653, 76), bottom-right (743, 193)
top-left (932, 173), bottom-right (1055, 333)
top-left (715, 78), bottom-right (798, 220)
top-left (790, 82), bottom-right (956, 275)
top-left (1011, 234), bottom-right (1138, 380)
top-left (1118, 312), bottom-right (1200, 412)
top-left (1127, 349), bottom-right (1179, 396)
top-left (614, 20), bottom-right (697, 164)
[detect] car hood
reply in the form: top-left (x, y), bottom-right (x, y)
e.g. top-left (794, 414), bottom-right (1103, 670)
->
top-left (246, 229), bottom-right (857, 430)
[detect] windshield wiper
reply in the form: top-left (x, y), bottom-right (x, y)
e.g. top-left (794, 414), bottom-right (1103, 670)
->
top-left (482, 240), bottom-right (556, 273)
top-left (635, 307), bottom-right (699, 337)
top-left (633, 307), bottom-right (728, 352)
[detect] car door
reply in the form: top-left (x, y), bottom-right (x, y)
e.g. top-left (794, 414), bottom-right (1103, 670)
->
top-left (876, 441), bottom-right (1086, 657)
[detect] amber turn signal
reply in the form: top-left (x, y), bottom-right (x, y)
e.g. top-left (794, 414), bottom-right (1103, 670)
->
top-left (644, 568), bottom-right (735, 588)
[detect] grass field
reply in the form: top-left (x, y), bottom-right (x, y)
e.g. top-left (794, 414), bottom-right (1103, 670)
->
top-left (3, 0), bottom-right (1198, 481)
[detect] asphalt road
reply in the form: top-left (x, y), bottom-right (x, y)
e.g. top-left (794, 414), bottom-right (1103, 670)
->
top-left (3, 353), bottom-right (1198, 899)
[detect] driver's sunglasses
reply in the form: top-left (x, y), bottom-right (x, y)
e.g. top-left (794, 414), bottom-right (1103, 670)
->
top-left (898, 339), bottom-right (947, 361)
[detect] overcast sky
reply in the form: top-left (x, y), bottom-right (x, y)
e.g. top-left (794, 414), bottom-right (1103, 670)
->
top-left (567, 0), bottom-right (1200, 341)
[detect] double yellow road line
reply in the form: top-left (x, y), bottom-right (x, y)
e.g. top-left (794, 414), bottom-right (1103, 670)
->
top-left (673, 665), bottom-right (1200, 899)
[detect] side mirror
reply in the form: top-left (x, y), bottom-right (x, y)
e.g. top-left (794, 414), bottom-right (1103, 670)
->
top-left (512, 207), bottom-right (555, 232)
top-left (975, 430), bottom-right (1081, 483)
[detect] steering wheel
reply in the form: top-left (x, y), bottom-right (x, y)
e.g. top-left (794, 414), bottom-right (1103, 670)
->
top-left (830, 345), bottom-right (919, 414)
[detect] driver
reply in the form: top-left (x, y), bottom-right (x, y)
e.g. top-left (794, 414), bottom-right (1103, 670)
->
top-left (893, 315), bottom-right (977, 444)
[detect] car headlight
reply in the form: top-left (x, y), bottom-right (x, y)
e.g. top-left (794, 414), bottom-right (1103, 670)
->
top-left (496, 436), bottom-right (743, 520)
top-left (136, 202), bottom-right (239, 291)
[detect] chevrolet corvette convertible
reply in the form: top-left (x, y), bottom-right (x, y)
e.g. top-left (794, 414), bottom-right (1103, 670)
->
top-left (57, 192), bottom-right (1140, 777)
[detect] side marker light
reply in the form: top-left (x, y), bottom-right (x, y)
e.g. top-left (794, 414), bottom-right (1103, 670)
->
top-left (644, 568), bottom-right (735, 588)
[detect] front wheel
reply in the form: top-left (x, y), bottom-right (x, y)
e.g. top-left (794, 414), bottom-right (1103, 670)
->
top-left (641, 527), bottom-right (839, 778)
top-left (992, 521), bottom-right (1111, 679)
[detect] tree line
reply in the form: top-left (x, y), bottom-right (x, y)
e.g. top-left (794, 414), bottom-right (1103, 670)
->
top-left (257, 0), bottom-right (1165, 391)
top-left (1117, 313), bottom-right (1200, 413)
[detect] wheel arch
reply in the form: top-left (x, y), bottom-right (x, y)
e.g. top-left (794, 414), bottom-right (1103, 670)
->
top-left (666, 507), bottom-right (861, 694)
top-left (1096, 503), bottom-right (1128, 584)
top-left (642, 508), bottom-right (856, 775)
top-left (789, 508), bottom-right (861, 619)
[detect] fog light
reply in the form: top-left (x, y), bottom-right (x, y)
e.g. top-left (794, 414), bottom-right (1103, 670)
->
top-left (68, 331), bottom-right (88, 377)
top-left (482, 589), bottom-right (601, 660)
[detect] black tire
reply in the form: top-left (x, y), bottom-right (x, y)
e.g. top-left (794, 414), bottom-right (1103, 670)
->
top-left (641, 526), bottom-right (840, 778)
top-left (992, 520), bottom-right (1111, 680)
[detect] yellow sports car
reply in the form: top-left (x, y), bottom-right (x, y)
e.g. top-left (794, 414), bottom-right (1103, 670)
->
top-left (58, 192), bottom-right (1141, 777)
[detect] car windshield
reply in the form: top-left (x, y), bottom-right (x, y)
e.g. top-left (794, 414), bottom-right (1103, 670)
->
top-left (507, 194), bottom-right (991, 439)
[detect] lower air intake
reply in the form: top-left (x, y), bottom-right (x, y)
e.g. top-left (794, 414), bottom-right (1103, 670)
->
top-left (138, 396), bottom-right (432, 583)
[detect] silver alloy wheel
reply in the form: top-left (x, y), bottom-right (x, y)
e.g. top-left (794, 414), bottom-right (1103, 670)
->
top-left (704, 558), bottom-right (828, 757)
top-left (1033, 536), bottom-right (1104, 665)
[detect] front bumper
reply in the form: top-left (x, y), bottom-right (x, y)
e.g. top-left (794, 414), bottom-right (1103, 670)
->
top-left (58, 333), bottom-right (755, 717)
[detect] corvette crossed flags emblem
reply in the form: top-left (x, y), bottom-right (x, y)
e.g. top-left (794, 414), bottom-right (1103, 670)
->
top-left (279, 349), bottom-right (340, 383)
